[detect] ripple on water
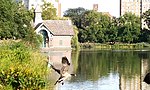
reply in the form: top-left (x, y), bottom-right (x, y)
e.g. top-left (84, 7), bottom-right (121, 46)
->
top-left (58, 73), bottom-right (119, 90)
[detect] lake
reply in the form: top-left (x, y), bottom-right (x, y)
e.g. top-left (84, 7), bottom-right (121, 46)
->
top-left (47, 50), bottom-right (150, 90)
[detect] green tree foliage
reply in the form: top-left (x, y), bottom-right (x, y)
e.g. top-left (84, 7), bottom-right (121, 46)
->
top-left (0, 0), bottom-right (42, 48)
top-left (139, 29), bottom-right (150, 43)
top-left (118, 13), bottom-right (140, 43)
top-left (78, 10), bottom-right (111, 43)
top-left (0, 0), bottom-right (30, 39)
top-left (64, 7), bottom-right (149, 44)
top-left (0, 0), bottom-right (17, 39)
top-left (106, 17), bottom-right (118, 42)
top-left (142, 9), bottom-right (150, 29)
top-left (80, 10), bottom-right (101, 42)
top-left (64, 7), bottom-right (87, 28)
top-left (71, 26), bottom-right (80, 49)
top-left (140, 9), bottom-right (150, 43)
top-left (42, 0), bottom-right (57, 20)
top-left (64, 9), bottom-right (112, 43)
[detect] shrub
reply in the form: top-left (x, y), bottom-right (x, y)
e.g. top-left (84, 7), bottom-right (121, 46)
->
top-left (0, 41), bottom-right (48, 90)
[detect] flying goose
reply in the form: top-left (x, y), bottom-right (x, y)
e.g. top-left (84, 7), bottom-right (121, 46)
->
top-left (51, 56), bottom-right (76, 85)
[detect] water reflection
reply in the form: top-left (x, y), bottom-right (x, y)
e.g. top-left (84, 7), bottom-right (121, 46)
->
top-left (46, 50), bottom-right (75, 89)
top-left (47, 50), bottom-right (72, 66)
top-left (47, 50), bottom-right (150, 90)
top-left (140, 52), bottom-right (150, 90)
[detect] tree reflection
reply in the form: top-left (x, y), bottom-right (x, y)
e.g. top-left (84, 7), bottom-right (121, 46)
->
top-left (57, 50), bottom-right (150, 90)
top-left (73, 50), bottom-right (142, 81)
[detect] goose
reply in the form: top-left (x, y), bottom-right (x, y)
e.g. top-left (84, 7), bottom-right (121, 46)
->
top-left (51, 56), bottom-right (76, 85)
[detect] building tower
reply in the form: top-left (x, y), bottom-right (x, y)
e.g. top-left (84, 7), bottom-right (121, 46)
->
top-left (57, 0), bottom-right (61, 17)
top-left (120, 0), bottom-right (150, 16)
top-left (93, 4), bottom-right (98, 11)
top-left (34, 4), bottom-right (43, 26)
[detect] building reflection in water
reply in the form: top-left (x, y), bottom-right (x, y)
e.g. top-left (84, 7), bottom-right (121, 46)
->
top-left (119, 75), bottom-right (140, 90)
top-left (47, 50), bottom-right (71, 67)
top-left (45, 50), bottom-right (150, 90)
top-left (118, 50), bottom-right (150, 90)
top-left (119, 58), bottom-right (150, 90)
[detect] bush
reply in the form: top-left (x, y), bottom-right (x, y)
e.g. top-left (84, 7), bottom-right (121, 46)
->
top-left (0, 41), bottom-right (48, 90)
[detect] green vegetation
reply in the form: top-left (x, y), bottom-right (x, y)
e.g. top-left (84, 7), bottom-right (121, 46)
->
top-left (0, 0), bottom-right (42, 48)
top-left (64, 8), bottom-right (150, 44)
top-left (0, 0), bottom-right (53, 89)
top-left (42, 0), bottom-right (57, 20)
top-left (140, 9), bottom-right (150, 43)
top-left (64, 7), bottom-right (87, 28)
top-left (118, 13), bottom-right (140, 43)
top-left (71, 26), bottom-right (80, 50)
top-left (80, 43), bottom-right (146, 50)
top-left (75, 50), bottom-right (141, 81)
top-left (41, 0), bottom-right (69, 20)
top-left (0, 41), bottom-right (51, 90)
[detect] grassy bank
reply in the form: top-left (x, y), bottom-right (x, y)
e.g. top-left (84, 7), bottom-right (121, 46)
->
top-left (80, 42), bottom-right (150, 50)
top-left (0, 40), bottom-right (53, 90)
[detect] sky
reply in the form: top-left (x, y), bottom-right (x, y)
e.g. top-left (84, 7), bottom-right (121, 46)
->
top-left (60, 0), bottom-right (120, 17)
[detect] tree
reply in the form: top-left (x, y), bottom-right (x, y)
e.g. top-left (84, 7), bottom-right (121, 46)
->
top-left (64, 8), bottom-right (141, 44)
top-left (41, 0), bottom-right (57, 20)
top-left (139, 9), bottom-right (150, 43)
top-left (139, 29), bottom-right (150, 43)
top-left (0, 0), bottom-right (17, 39)
top-left (64, 7), bottom-right (87, 28)
top-left (117, 13), bottom-right (140, 43)
top-left (142, 9), bottom-right (150, 29)
top-left (79, 10), bottom-right (111, 43)
top-left (0, 0), bottom-right (41, 48)
top-left (64, 9), bottom-right (112, 43)
top-left (71, 26), bottom-right (80, 49)
top-left (106, 17), bottom-right (118, 42)
top-left (78, 10), bottom-right (102, 42)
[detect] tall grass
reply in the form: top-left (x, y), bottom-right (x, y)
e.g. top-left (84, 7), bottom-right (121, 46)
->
top-left (0, 40), bottom-right (51, 90)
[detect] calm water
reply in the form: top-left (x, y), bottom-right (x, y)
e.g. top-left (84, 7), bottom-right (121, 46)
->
top-left (47, 50), bottom-right (150, 90)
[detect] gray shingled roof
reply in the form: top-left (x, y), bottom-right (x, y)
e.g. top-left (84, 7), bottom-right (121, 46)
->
top-left (43, 20), bottom-right (74, 36)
